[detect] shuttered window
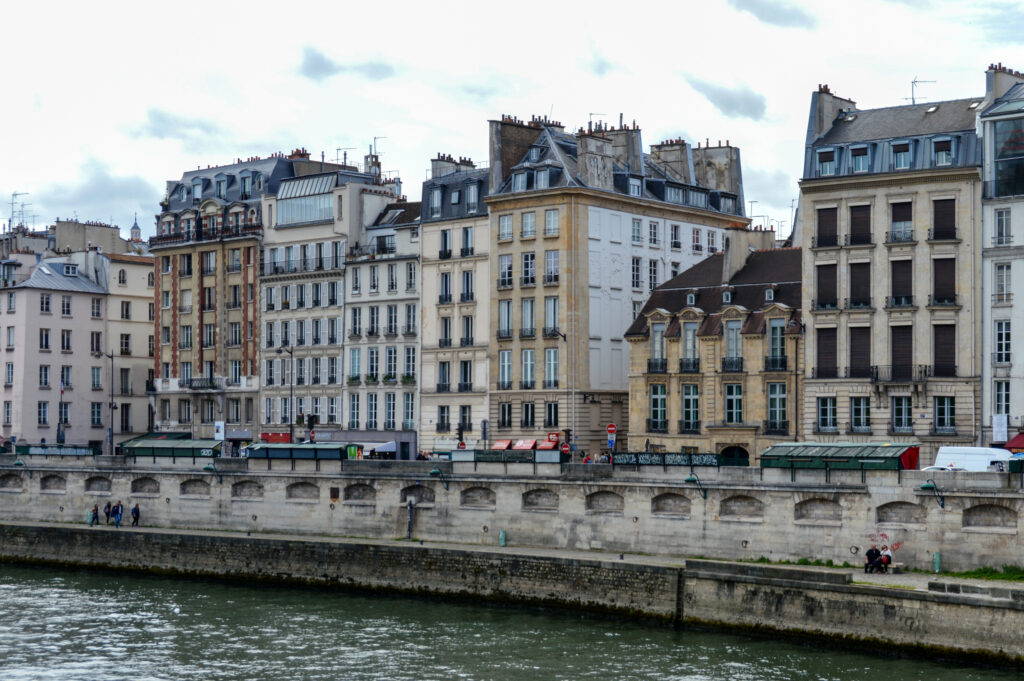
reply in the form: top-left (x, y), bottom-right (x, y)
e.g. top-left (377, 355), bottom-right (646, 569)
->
top-left (818, 151), bottom-right (835, 175)
top-left (891, 326), bottom-right (913, 379)
top-left (849, 205), bottom-right (871, 244)
top-left (890, 202), bottom-right (913, 241)
top-left (891, 260), bottom-right (913, 305)
top-left (932, 199), bottom-right (955, 238)
top-left (933, 325), bottom-right (956, 376)
top-left (891, 202), bottom-right (912, 222)
top-left (934, 140), bottom-right (951, 152)
top-left (932, 259), bottom-right (955, 304)
top-left (849, 263), bottom-right (871, 307)
top-left (816, 208), bottom-right (838, 246)
top-left (816, 264), bottom-right (837, 308)
top-left (849, 327), bottom-right (871, 377)
top-left (816, 328), bottom-right (837, 378)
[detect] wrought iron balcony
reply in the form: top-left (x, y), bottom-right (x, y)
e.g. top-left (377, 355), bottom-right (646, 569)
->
top-left (460, 292), bottom-right (475, 303)
top-left (187, 377), bottom-right (221, 390)
top-left (812, 366), bottom-right (839, 379)
top-left (458, 382), bottom-right (473, 392)
top-left (519, 327), bottom-right (535, 339)
top-left (845, 297), bottom-right (872, 310)
top-left (497, 380), bottom-right (512, 390)
top-left (543, 379), bottom-right (559, 389)
top-left (763, 420), bottom-right (789, 436)
top-left (721, 357), bottom-right (743, 373)
top-left (460, 337), bottom-right (474, 347)
top-left (439, 338), bottom-right (452, 348)
top-left (460, 246), bottom-right (474, 257)
top-left (678, 420), bottom-right (700, 434)
top-left (438, 294), bottom-right (452, 304)
top-left (497, 329), bottom-right (513, 340)
top-left (764, 355), bottom-right (787, 372)
top-left (928, 294), bottom-right (958, 307)
top-left (647, 358), bottom-right (668, 374)
top-left (543, 273), bottom-right (559, 285)
top-left (679, 358), bottom-right (700, 373)
top-left (844, 233), bottom-right (873, 246)
top-left (520, 380), bottom-right (535, 389)
top-left (811, 234), bottom-right (838, 248)
top-left (812, 298), bottom-right (839, 311)
top-left (436, 382), bottom-right (450, 393)
top-left (927, 228), bottom-right (958, 241)
top-left (646, 418), bottom-right (668, 433)
top-left (885, 295), bottom-right (915, 309)
top-left (438, 249), bottom-right (452, 260)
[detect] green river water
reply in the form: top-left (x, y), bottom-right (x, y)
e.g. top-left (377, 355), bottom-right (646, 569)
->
top-left (0, 564), bottom-right (1018, 680)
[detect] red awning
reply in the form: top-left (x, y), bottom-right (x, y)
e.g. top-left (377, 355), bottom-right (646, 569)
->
top-left (1005, 433), bottom-right (1024, 451)
top-left (536, 440), bottom-right (559, 450)
top-left (512, 439), bottom-right (537, 450)
top-left (492, 440), bottom-right (512, 450)
top-left (260, 432), bottom-right (292, 443)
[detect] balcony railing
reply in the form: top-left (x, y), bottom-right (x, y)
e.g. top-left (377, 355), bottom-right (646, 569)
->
top-left (845, 365), bottom-right (874, 379)
top-left (993, 352), bottom-right (1012, 366)
top-left (178, 341), bottom-right (193, 350)
top-left (458, 422), bottom-right (473, 433)
top-left (460, 292), bottom-right (475, 303)
top-left (436, 382), bottom-right (450, 392)
top-left (845, 297), bottom-right (872, 310)
top-left (439, 338), bottom-right (452, 348)
top-left (678, 420), bottom-right (700, 434)
top-left (814, 423), bottom-right (840, 434)
top-left (519, 327), bottom-right (535, 339)
top-left (520, 380), bottom-right (535, 389)
top-left (460, 337), bottom-right (474, 347)
top-left (178, 304), bottom-right (193, 314)
top-left (497, 380), bottom-right (512, 390)
top-left (927, 228), bottom-right (958, 241)
top-left (931, 424), bottom-right (958, 436)
top-left (646, 418), bottom-right (668, 433)
top-left (888, 422), bottom-right (914, 435)
top-left (438, 249), bottom-right (452, 260)
top-left (812, 298), bottom-right (839, 311)
top-left (497, 329), bottom-right (513, 340)
top-left (647, 358), bottom-right (668, 374)
top-left (543, 273), bottom-right (559, 285)
top-left (543, 326), bottom-right (561, 339)
top-left (497, 277), bottom-right (513, 290)
top-left (812, 366), bottom-right (838, 379)
top-left (763, 420), bottom-right (789, 435)
top-left (543, 379), bottom-right (559, 389)
top-left (679, 358), bottom-right (699, 373)
top-left (885, 295), bottom-right (915, 309)
top-left (348, 420), bottom-right (360, 430)
top-left (188, 377), bottom-right (221, 390)
top-left (460, 246), bottom-right (474, 257)
top-left (403, 419), bottom-right (416, 431)
top-left (811, 234), bottom-right (838, 248)
top-left (929, 363), bottom-right (957, 378)
top-left (872, 364), bottom-right (922, 382)
top-left (886, 230), bottom-right (915, 244)
top-left (721, 357), bottom-right (743, 372)
top-left (764, 355), bottom-right (787, 372)
top-left (438, 294), bottom-right (452, 304)
top-left (844, 233), bottom-right (873, 246)
top-left (436, 422), bottom-right (450, 432)
top-left (994, 234), bottom-right (1013, 247)
top-left (543, 419), bottom-right (559, 428)
top-left (403, 325), bottom-right (417, 337)
top-left (928, 294), bottom-right (958, 307)
top-left (845, 423), bottom-right (873, 435)
top-left (520, 275), bottom-right (536, 287)
top-left (993, 292), bottom-right (1012, 305)
top-left (458, 382), bottom-right (473, 392)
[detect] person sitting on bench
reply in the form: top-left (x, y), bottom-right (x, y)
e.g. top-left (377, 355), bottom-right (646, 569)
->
top-left (878, 545), bottom-right (893, 574)
top-left (864, 545), bottom-right (881, 573)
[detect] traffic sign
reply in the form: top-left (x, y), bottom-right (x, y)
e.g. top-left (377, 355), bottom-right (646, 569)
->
top-left (607, 438), bottom-right (615, 448)
top-left (458, 441), bottom-right (466, 450)
top-left (607, 423), bottom-right (617, 435)
top-left (561, 442), bottom-right (570, 454)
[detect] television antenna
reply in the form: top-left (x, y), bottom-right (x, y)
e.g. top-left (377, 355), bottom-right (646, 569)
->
top-left (373, 136), bottom-right (387, 156)
top-left (334, 147), bottom-right (355, 165)
top-left (8, 191), bottom-right (27, 232)
top-left (905, 76), bottom-right (936, 105)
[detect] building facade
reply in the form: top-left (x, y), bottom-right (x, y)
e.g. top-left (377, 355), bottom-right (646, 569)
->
top-left (485, 116), bottom-right (748, 454)
top-left (797, 84), bottom-right (984, 464)
top-left (625, 240), bottom-right (799, 462)
top-left (419, 155), bottom-right (490, 453)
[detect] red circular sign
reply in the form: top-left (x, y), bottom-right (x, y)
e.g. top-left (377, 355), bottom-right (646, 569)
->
top-left (607, 424), bottom-right (617, 435)
top-left (458, 441), bottom-right (466, 449)
top-left (561, 442), bottom-right (570, 454)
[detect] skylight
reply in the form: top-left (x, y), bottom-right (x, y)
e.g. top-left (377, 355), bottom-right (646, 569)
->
top-left (926, 105), bottom-right (938, 113)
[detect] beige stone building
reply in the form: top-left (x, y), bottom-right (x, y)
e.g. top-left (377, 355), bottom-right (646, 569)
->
top-left (796, 85), bottom-right (983, 464)
top-left (419, 156), bottom-right (490, 452)
top-left (485, 116), bottom-right (748, 454)
top-left (625, 240), bottom-right (799, 462)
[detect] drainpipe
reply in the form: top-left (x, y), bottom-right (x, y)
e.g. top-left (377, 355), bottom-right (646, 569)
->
top-left (975, 178), bottom-right (983, 446)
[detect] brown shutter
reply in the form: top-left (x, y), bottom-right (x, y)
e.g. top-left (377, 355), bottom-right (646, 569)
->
top-left (891, 260), bottom-right (912, 300)
top-left (849, 326), bottom-right (871, 377)
top-left (852, 147), bottom-right (867, 158)
top-left (849, 263), bottom-right (871, 305)
top-left (816, 208), bottom-right (837, 246)
top-left (817, 328), bottom-right (837, 377)
top-left (893, 143), bottom-right (910, 153)
top-left (891, 202), bottom-right (912, 222)
top-left (933, 325), bottom-right (956, 376)
top-left (932, 259), bottom-right (955, 303)
top-left (891, 326), bottom-right (913, 379)
top-left (819, 150), bottom-right (834, 162)
top-left (933, 199), bottom-right (955, 238)
top-left (816, 264), bottom-right (837, 306)
top-left (934, 140), bottom-right (951, 153)
top-left (849, 205), bottom-right (871, 243)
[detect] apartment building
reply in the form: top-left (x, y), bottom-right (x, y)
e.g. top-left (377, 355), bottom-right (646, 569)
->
top-left (0, 250), bottom-right (153, 452)
top-left (625, 238), bottom-right (797, 462)
top-left (797, 84), bottom-right (983, 464)
top-left (419, 155), bottom-right (490, 452)
top-left (150, 153), bottom-right (300, 452)
top-left (486, 115), bottom-right (748, 454)
top-left (256, 157), bottom-right (399, 446)
top-left (979, 64), bottom-right (1024, 445)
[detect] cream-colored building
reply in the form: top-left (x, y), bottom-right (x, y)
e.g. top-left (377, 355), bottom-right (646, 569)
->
top-left (485, 116), bottom-right (749, 454)
top-left (796, 84), bottom-right (983, 464)
top-left (419, 155), bottom-right (490, 452)
top-left (625, 239), bottom-right (798, 463)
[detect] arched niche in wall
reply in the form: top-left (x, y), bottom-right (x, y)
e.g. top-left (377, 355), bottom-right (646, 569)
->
top-left (286, 482), bottom-right (319, 501)
top-left (131, 477), bottom-right (160, 495)
top-left (460, 486), bottom-right (496, 509)
top-left (85, 476), bottom-right (112, 493)
top-left (651, 492), bottom-right (691, 518)
top-left (719, 495), bottom-right (764, 522)
top-left (343, 483), bottom-right (377, 504)
top-left (40, 474), bottom-right (66, 492)
top-left (963, 503), bottom-right (1017, 531)
top-left (180, 479), bottom-right (211, 497)
top-left (522, 488), bottom-right (558, 512)
top-left (586, 490), bottom-right (624, 514)
top-left (0, 473), bottom-right (23, 492)
top-left (794, 498), bottom-right (842, 525)
top-left (231, 480), bottom-right (264, 499)
top-left (400, 484), bottom-right (435, 506)
top-left (876, 501), bottom-right (925, 526)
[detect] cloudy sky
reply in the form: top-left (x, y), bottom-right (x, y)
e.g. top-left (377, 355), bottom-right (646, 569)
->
top-left (1, 0), bottom-right (1020, 240)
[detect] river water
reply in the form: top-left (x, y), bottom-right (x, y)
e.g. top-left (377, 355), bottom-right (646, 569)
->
top-left (0, 564), bottom-right (1017, 681)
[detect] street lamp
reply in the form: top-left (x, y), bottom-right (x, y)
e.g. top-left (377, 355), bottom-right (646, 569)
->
top-left (276, 346), bottom-right (294, 443)
top-left (92, 350), bottom-right (117, 455)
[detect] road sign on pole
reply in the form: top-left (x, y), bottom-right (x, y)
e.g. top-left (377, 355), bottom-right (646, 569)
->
top-left (458, 441), bottom-right (466, 450)
top-left (561, 442), bottom-right (570, 454)
top-left (607, 423), bottom-right (617, 435)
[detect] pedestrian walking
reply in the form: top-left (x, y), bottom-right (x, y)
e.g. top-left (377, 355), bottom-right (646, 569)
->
top-left (113, 500), bottom-right (123, 528)
top-left (103, 501), bottom-right (111, 525)
top-left (89, 505), bottom-right (99, 527)
top-left (131, 503), bottom-right (140, 527)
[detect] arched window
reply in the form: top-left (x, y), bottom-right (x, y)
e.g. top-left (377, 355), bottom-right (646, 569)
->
top-left (147, 272), bottom-right (154, 287)
top-left (118, 269), bottom-right (127, 285)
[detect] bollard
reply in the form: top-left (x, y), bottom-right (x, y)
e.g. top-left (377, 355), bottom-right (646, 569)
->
top-left (933, 552), bottom-right (941, 574)
top-left (498, 529), bottom-right (506, 547)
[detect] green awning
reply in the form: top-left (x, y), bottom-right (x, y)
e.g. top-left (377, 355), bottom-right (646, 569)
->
top-left (122, 439), bottom-right (222, 457)
top-left (760, 442), bottom-right (920, 470)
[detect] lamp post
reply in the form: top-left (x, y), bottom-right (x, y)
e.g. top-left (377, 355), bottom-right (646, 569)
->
top-left (276, 345), bottom-right (294, 443)
top-left (92, 350), bottom-right (116, 455)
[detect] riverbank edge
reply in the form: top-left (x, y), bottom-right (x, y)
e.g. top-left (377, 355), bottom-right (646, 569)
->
top-left (0, 523), bottom-right (1020, 666)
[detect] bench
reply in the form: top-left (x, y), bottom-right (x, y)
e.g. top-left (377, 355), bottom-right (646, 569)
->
top-left (889, 562), bottom-right (905, 575)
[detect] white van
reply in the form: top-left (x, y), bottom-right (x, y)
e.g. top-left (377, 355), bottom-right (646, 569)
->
top-left (930, 446), bottom-right (1014, 472)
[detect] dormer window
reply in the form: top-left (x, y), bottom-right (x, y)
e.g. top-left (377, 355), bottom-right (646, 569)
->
top-left (528, 147), bottom-right (541, 162)
top-left (216, 179), bottom-right (227, 199)
top-left (192, 180), bottom-right (202, 201)
top-left (933, 139), bottom-right (952, 166)
top-left (818, 150), bottom-right (835, 176)
top-left (536, 168), bottom-right (549, 189)
top-left (430, 188), bottom-right (442, 217)
top-left (765, 288), bottom-right (774, 302)
top-left (63, 264), bottom-right (77, 276)
top-left (513, 172), bottom-right (527, 192)
top-left (852, 146), bottom-right (869, 173)
top-left (686, 293), bottom-right (696, 306)
top-left (893, 142), bottom-right (911, 170)
top-left (450, 189), bottom-right (461, 205)
top-left (466, 183), bottom-right (478, 212)
top-left (723, 291), bottom-right (732, 304)
top-left (240, 174), bottom-right (252, 199)
top-left (629, 178), bottom-right (642, 197)
top-left (179, 186), bottom-right (187, 202)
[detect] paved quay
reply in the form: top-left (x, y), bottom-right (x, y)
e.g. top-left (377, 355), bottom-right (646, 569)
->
top-left (2, 520), bottom-right (1008, 595)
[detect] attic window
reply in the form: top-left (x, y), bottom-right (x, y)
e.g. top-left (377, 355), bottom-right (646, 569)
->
top-left (723, 291), bottom-right (732, 304)
top-left (179, 186), bottom-right (187, 202)
top-left (765, 289), bottom-right (774, 302)
top-left (63, 264), bottom-right (77, 276)
top-left (818, 150), bottom-right (835, 176)
top-left (451, 190), bottom-right (461, 205)
top-left (933, 139), bottom-right (952, 166)
top-left (926, 105), bottom-right (938, 113)
top-left (686, 293), bottom-right (696, 306)
top-left (844, 114), bottom-right (857, 122)
top-left (536, 168), bottom-right (549, 189)
top-left (629, 178), bottom-right (642, 197)
top-left (382, 209), bottom-right (404, 225)
top-left (893, 142), bottom-right (911, 170)
top-left (513, 172), bottom-right (527, 192)
top-left (528, 147), bottom-right (541, 162)
top-left (851, 146), bottom-right (869, 173)
top-left (969, 101), bottom-right (981, 109)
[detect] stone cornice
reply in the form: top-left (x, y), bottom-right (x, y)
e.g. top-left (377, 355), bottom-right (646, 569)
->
top-left (799, 168), bottom-right (981, 194)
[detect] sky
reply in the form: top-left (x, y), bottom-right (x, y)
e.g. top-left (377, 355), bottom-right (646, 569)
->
top-left (1, 0), bottom-right (1021, 241)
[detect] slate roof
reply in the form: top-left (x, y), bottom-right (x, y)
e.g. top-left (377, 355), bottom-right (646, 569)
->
top-left (818, 99), bottom-right (980, 145)
top-left (420, 168), bottom-right (489, 223)
top-left (164, 156), bottom-right (296, 211)
top-left (15, 259), bottom-right (107, 294)
top-left (625, 248), bottom-right (802, 338)
top-left (107, 253), bottom-right (153, 265)
top-left (374, 201), bottom-right (422, 227)
top-left (981, 82), bottom-right (1024, 117)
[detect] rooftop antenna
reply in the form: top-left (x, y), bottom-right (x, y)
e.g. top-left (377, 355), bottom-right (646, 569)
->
top-left (905, 76), bottom-right (936, 105)
top-left (334, 147), bottom-right (355, 166)
top-left (8, 192), bottom-right (26, 233)
top-left (589, 112), bottom-right (606, 125)
top-left (373, 136), bottom-right (387, 156)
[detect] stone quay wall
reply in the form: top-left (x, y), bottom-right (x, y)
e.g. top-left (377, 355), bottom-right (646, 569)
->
top-left (0, 524), bottom-right (1021, 663)
top-left (1, 455), bottom-right (1024, 571)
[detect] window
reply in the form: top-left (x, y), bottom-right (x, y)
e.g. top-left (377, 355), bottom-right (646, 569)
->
top-left (725, 384), bottom-right (743, 424)
top-left (430, 188), bottom-right (442, 217)
top-left (996, 208), bottom-right (1012, 246)
top-left (5, 326), bottom-right (12, 349)
top-left (692, 228), bottom-right (702, 252)
top-left (544, 250), bottom-right (559, 283)
top-left (39, 364), bottom-right (50, 388)
top-left (536, 169), bottom-right (549, 189)
top-left (768, 383), bottom-right (787, 426)
top-left (725, 320), bottom-right (741, 358)
top-left (37, 401), bottom-right (48, 426)
top-left (369, 265), bottom-right (378, 292)
top-left (852, 146), bottom-right (869, 173)
top-left (349, 348), bottom-right (361, 378)
top-left (544, 209), bottom-right (558, 236)
top-left (648, 221), bottom-right (659, 245)
top-left (522, 298), bottom-right (535, 333)
top-left (995, 381), bottom-right (1010, 416)
top-left (461, 270), bottom-right (474, 300)
top-left (816, 207), bottom-right (837, 247)
top-left (499, 215), bottom-right (512, 240)
top-left (935, 396), bottom-right (956, 433)
top-left (467, 183), bottom-right (478, 212)
top-left (366, 393), bottom-right (377, 429)
top-left (632, 218), bottom-right (643, 243)
top-left (670, 224), bottom-right (681, 249)
top-left (995, 263), bottom-right (1012, 303)
top-left (498, 350), bottom-right (511, 388)
top-left (681, 384), bottom-right (699, 428)
top-left (522, 212), bottom-right (536, 238)
top-left (631, 257), bottom-right (642, 289)
top-left (629, 178), bottom-right (642, 196)
top-left (707, 230), bottom-right (716, 253)
top-left (850, 396), bottom-right (871, 432)
top-left (544, 401), bottom-right (559, 427)
top-left (648, 260), bottom-right (658, 290)
top-left (892, 396), bottom-right (912, 432)
top-left (995, 119), bottom-right (1024, 196)
top-left (544, 296), bottom-right (558, 332)
top-left (406, 262), bottom-right (416, 291)
top-left (544, 348), bottom-right (558, 388)
top-left (40, 294), bottom-right (51, 314)
top-left (92, 367), bottom-right (102, 389)
top-left (996, 320), bottom-right (1012, 363)
top-left (60, 329), bottom-right (72, 352)
top-left (498, 403), bottom-right (512, 428)
top-left (60, 365), bottom-right (71, 389)
top-left (522, 349), bottom-right (535, 386)
top-left (817, 396), bottom-right (837, 432)
top-left (818, 149), bottom-right (835, 176)
top-left (893, 142), bottom-right (911, 170)
top-left (522, 402), bottom-right (535, 427)
top-left (91, 298), bottom-right (102, 318)
top-left (933, 139), bottom-right (952, 166)
top-left (522, 253), bottom-right (535, 285)
top-left (437, 405), bottom-right (449, 430)
top-left (513, 172), bottom-right (527, 192)
top-left (648, 384), bottom-right (667, 431)
top-left (404, 347), bottom-right (416, 377)
top-left (59, 295), bottom-right (71, 316)
top-left (40, 328), bottom-right (51, 350)
top-left (5, 293), bottom-right (13, 313)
